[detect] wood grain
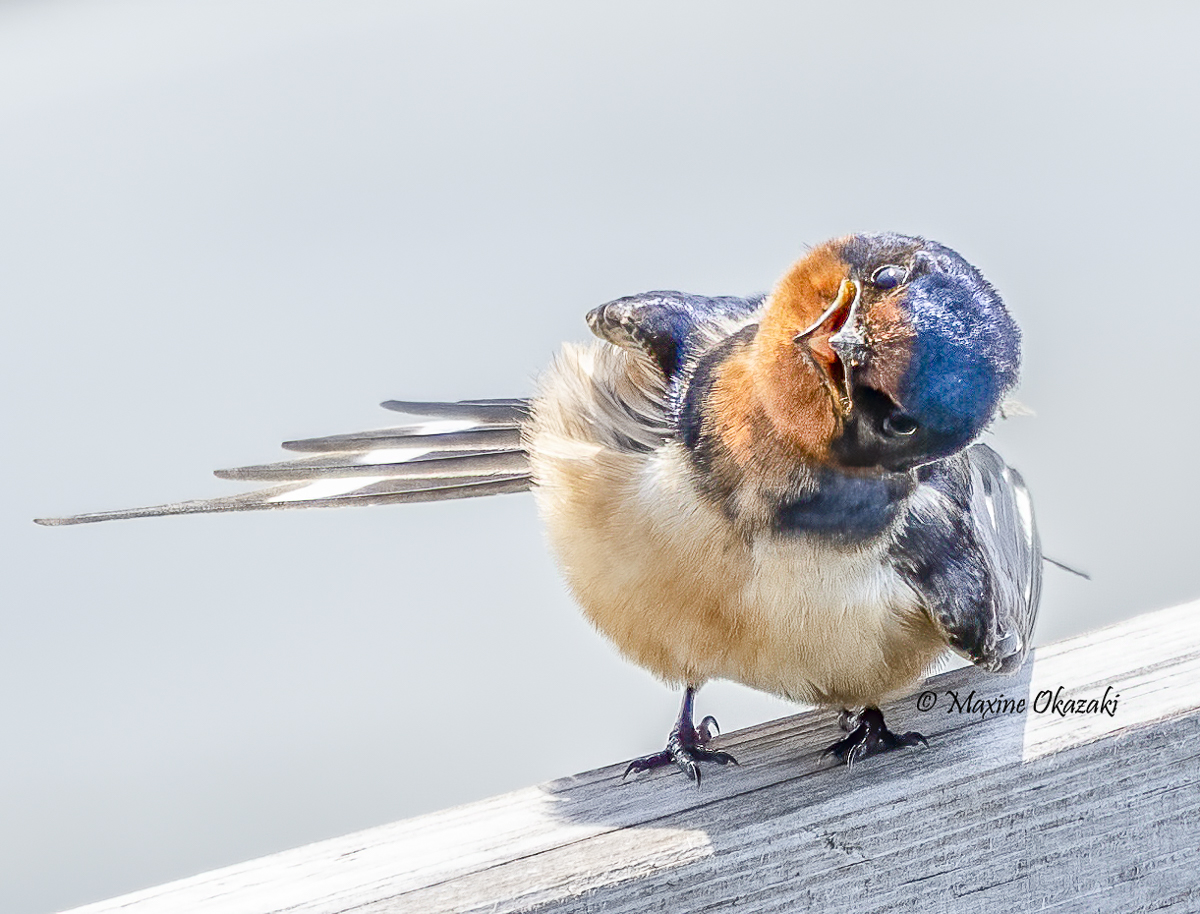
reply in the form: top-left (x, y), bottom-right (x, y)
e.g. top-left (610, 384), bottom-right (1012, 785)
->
top-left (63, 600), bottom-right (1200, 914)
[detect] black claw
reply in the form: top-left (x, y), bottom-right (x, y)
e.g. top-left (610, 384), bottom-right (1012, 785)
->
top-left (696, 714), bottom-right (720, 744)
top-left (623, 688), bottom-right (739, 786)
top-left (623, 751), bottom-right (672, 780)
top-left (823, 707), bottom-right (927, 766)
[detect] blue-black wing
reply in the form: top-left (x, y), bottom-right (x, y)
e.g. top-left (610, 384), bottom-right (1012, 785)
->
top-left (891, 443), bottom-right (1042, 672)
top-left (586, 290), bottom-right (765, 381)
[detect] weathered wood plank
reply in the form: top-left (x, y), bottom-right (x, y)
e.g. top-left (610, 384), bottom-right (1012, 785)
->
top-left (63, 601), bottom-right (1200, 914)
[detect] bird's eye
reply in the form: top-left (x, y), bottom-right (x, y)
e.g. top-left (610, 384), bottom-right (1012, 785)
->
top-left (871, 265), bottom-right (906, 290)
top-left (882, 411), bottom-right (918, 437)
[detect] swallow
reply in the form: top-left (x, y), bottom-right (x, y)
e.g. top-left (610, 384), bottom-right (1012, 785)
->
top-left (37, 232), bottom-right (1041, 782)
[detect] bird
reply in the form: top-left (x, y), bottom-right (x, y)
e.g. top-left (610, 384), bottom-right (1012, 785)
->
top-left (36, 232), bottom-right (1041, 782)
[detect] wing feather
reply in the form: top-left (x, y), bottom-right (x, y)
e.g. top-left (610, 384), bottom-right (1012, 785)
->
top-left (892, 443), bottom-right (1042, 672)
top-left (962, 446), bottom-right (1042, 665)
top-left (586, 291), bottom-right (765, 381)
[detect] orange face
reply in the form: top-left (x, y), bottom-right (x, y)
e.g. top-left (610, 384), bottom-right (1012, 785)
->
top-left (762, 239), bottom-right (855, 343)
top-left (745, 239), bottom-right (859, 463)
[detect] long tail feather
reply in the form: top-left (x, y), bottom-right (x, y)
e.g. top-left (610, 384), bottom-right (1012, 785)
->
top-left (380, 398), bottom-right (532, 422)
top-left (281, 424), bottom-right (523, 453)
top-left (34, 398), bottom-right (534, 526)
top-left (214, 448), bottom-right (529, 482)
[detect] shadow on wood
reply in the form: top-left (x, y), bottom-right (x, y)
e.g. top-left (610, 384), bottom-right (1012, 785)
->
top-left (65, 601), bottom-right (1200, 913)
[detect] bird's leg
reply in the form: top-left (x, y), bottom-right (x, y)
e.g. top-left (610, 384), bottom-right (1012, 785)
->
top-left (623, 686), bottom-right (738, 786)
top-left (823, 706), bottom-right (927, 766)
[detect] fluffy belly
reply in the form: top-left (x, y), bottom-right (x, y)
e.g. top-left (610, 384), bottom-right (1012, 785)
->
top-left (733, 531), bottom-right (945, 706)
top-left (531, 438), bottom-right (944, 708)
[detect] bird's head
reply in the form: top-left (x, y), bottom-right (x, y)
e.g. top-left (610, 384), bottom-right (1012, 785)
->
top-left (756, 233), bottom-right (1020, 472)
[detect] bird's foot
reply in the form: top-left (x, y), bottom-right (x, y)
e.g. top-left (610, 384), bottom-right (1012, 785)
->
top-left (823, 707), bottom-right (927, 766)
top-left (624, 712), bottom-right (737, 786)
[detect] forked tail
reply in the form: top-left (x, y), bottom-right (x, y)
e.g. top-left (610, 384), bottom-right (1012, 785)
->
top-left (35, 399), bottom-right (533, 526)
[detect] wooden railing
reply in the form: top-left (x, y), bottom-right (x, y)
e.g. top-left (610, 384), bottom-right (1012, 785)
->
top-left (63, 601), bottom-right (1200, 913)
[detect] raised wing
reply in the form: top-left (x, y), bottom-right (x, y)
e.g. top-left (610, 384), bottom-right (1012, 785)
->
top-left (35, 399), bottom-right (533, 526)
top-left (586, 290), bottom-right (765, 381)
top-left (891, 443), bottom-right (1042, 672)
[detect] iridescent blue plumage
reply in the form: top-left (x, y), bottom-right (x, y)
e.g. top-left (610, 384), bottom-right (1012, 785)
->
top-left (892, 253), bottom-right (1019, 458)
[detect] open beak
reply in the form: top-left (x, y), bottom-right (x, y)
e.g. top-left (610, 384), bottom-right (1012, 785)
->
top-left (794, 278), bottom-right (863, 415)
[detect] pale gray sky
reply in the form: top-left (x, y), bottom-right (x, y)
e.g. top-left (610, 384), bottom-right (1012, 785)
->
top-left (4, 2), bottom-right (1199, 911)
